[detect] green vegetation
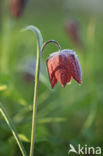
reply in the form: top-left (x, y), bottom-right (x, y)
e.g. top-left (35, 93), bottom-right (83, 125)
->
top-left (0, 0), bottom-right (103, 155)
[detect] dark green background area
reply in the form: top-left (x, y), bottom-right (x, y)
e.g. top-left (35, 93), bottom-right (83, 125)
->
top-left (0, 0), bottom-right (103, 155)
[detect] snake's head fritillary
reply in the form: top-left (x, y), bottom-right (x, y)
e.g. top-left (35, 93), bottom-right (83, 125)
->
top-left (10, 0), bottom-right (27, 18)
top-left (65, 20), bottom-right (83, 49)
top-left (46, 49), bottom-right (82, 88)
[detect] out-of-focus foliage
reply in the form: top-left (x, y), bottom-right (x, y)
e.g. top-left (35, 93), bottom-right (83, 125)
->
top-left (0, 0), bottom-right (103, 155)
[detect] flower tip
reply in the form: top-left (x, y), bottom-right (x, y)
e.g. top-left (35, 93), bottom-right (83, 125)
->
top-left (77, 78), bottom-right (82, 84)
top-left (67, 81), bottom-right (72, 85)
top-left (79, 79), bottom-right (82, 84)
top-left (61, 84), bottom-right (66, 88)
top-left (51, 85), bottom-right (54, 89)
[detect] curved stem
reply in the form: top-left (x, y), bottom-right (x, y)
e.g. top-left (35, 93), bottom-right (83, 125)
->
top-left (23, 25), bottom-right (43, 156)
top-left (0, 103), bottom-right (27, 156)
top-left (42, 40), bottom-right (61, 52)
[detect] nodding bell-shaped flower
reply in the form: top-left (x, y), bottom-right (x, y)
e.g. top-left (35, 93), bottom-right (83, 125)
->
top-left (46, 49), bottom-right (82, 88)
top-left (10, 0), bottom-right (27, 18)
top-left (65, 20), bottom-right (83, 49)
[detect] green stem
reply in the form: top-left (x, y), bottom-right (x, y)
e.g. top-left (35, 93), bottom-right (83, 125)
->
top-left (23, 26), bottom-right (43, 156)
top-left (0, 103), bottom-right (27, 156)
top-left (42, 40), bottom-right (61, 52)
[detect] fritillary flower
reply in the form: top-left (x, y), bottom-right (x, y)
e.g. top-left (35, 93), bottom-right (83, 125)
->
top-left (10, 0), bottom-right (27, 18)
top-left (46, 49), bottom-right (82, 88)
top-left (65, 20), bottom-right (83, 49)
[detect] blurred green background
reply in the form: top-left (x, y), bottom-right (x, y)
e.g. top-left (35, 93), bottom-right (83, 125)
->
top-left (0, 0), bottom-right (103, 155)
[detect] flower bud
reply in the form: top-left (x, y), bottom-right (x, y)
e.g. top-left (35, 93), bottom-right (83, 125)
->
top-left (65, 20), bottom-right (83, 49)
top-left (10, 0), bottom-right (27, 18)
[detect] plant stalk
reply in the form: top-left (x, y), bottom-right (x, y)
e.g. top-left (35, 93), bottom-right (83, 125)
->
top-left (23, 25), bottom-right (43, 156)
top-left (0, 103), bottom-right (27, 156)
